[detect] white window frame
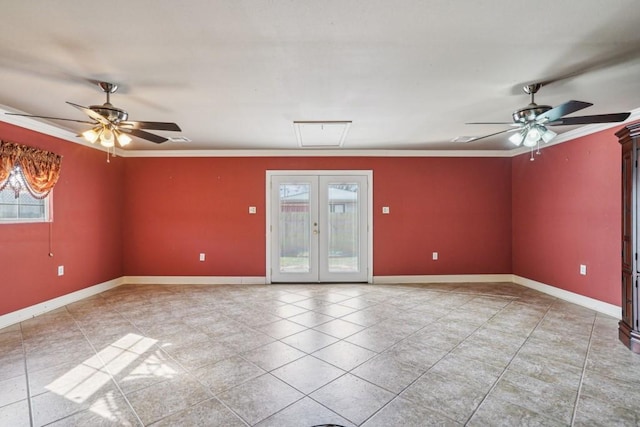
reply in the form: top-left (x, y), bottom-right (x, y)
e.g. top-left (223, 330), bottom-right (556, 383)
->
top-left (0, 165), bottom-right (52, 224)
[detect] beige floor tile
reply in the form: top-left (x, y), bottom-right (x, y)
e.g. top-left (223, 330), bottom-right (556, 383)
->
top-left (242, 341), bottom-right (306, 371)
top-left (401, 372), bottom-right (488, 423)
top-left (271, 355), bottom-right (345, 394)
top-left (217, 374), bottom-right (303, 425)
top-left (314, 303), bottom-right (359, 318)
top-left (489, 370), bottom-right (578, 425)
top-left (361, 396), bottom-right (461, 427)
top-left (151, 398), bottom-right (245, 426)
top-left (0, 399), bottom-right (30, 427)
top-left (310, 373), bottom-right (394, 425)
top-left (257, 319), bottom-right (308, 340)
top-left (0, 375), bottom-right (27, 407)
top-left (351, 352), bottom-right (425, 393)
top-left (255, 396), bottom-right (355, 427)
top-left (467, 395), bottom-right (564, 427)
top-left (280, 329), bottom-right (338, 353)
top-left (125, 375), bottom-right (211, 425)
top-left (312, 340), bottom-right (376, 371)
top-left (4, 282), bottom-right (640, 425)
top-left (312, 318), bottom-right (366, 339)
top-left (287, 311), bottom-right (334, 328)
top-left (193, 355), bottom-right (265, 394)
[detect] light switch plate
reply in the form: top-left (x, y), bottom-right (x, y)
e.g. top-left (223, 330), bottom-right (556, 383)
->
top-left (249, 206), bottom-right (257, 214)
top-left (382, 206), bottom-right (390, 214)
top-left (199, 253), bottom-right (206, 262)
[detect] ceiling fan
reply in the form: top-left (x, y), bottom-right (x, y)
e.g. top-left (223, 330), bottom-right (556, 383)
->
top-left (467, 83), bottom-right (631, 147)
top-left (6, 81), bottom-right (181, 148)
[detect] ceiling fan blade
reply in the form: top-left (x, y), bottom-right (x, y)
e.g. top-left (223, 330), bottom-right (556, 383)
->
top-left (547, 112), bottom-right (631, 126)
top-left (120, 128), bottom-right (168, 144)
top-left (465, 122), bottom-right (517, 125)
top-left (513, 43), bottom-right (640, 94)
top-left (5, 112), bottom-right (94, 124)
top-left (66, 101), bottom-right (111, 125)
top-left (464, 127), bottom-right (520, 143)
top-left (119, 120), bottom-right (181, 131)
top-left (536, 100), bottom-right (593, 123)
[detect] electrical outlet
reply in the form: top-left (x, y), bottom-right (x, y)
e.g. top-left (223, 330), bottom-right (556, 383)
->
top-left (432, 252), bottom-right (438, 260)
top-left (249, 206), bottom-right (257, 214)
top-left (580, 264), bottom-right (587, 275)
top-left (199, 253), bottom-right (205, 262)
top-left (382, 206), bottom-right (390, 214)
top-left (57, 265), bottom-right (64, 276)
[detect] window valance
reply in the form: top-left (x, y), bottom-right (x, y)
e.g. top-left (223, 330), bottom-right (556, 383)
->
top-left (0, 141), bottom-right (62, 198)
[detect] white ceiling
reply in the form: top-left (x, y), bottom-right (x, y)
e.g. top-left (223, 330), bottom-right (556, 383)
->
top-left (1, 0), bottom-right (639, 152)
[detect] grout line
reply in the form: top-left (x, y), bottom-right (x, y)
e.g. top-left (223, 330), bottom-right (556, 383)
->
top-left (13, 283), bottom-right (610, 426)
top-left (64, 305), bottom-right (146, 427)
top-left (135, 287), bottom-right (252, 426)
top-left (570, 312), bottom-right (597, 426)
top-left (18, 322), bottom-right (35, 427)
top-left (358, 292), bottom-right (524, 425)
top-left (461, 299), bottom-right (555, 425)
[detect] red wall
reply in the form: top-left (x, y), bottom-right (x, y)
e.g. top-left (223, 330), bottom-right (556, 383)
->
top-left (122, 156), bottom-right (513, 277)
top-left (0, 123), bottom-right (124, 315)
top-left (512, 128), bottom-right (622, 305)
top-left (3, 121), bottom-right (625, 315)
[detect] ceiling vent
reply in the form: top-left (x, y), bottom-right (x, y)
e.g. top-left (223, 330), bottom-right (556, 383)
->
top-left (294, 121), bottom-right (352, 148)
top-left (167, 136), bottom-right (192, 143)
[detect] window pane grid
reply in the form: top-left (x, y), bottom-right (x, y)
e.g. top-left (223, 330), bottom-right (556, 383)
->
top-left (0, 165), bottom-right (49, 223)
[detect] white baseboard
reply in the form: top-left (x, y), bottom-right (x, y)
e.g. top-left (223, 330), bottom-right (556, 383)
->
top-left (513, 275), bottom-right (621, 319)
top-left (0, 277), bottom-right (125, 330)
top-left (123, 276), bottom-right (267, 285)
top-left (373, 274), bottom-right (513, 284)
top-left (1, 274), bottom-right (621, 330)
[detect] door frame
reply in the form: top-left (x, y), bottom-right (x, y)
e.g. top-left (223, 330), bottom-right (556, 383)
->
top-left (266, 170), bottom-right (373, 284)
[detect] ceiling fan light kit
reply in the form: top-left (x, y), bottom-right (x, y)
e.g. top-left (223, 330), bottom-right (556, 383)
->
top-left (508, 124), bottom-right (558, 148)
top-left (467, 83), bottom-right (631, 157)
top-left (4, 81), bottom-right (182, 159)
top-left (82, 125), bottom-right (132, 148)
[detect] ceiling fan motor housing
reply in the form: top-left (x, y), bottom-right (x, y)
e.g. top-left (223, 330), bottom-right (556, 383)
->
top-left (89, 103), bottom-right (128, 123)
top-left (512, 103), bottom-right (552, 123)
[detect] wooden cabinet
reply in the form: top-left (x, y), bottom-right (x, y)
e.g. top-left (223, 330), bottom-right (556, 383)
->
top-left (617, 123), bottom-right (640, 353)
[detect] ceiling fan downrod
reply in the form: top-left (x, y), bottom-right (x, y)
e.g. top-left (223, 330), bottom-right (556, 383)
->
top-left (97, 82), bottom-right (118, 105)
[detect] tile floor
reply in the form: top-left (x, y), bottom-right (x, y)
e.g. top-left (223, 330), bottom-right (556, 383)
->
top-left (1, 282), bottom-right (640, 426)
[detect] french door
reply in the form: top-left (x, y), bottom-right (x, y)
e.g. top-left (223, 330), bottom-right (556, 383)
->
top-left (268, 172), bottom-right (371, 283)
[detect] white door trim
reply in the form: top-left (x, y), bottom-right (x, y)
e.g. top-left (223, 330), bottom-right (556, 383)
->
top-left (266, 170), bottom-right (373, 284)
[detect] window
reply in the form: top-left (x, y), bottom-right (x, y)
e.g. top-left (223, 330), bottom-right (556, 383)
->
top-left (0, 165), bottom-right (50, 223)
top-left (330, 203), bottom-right (345, 213)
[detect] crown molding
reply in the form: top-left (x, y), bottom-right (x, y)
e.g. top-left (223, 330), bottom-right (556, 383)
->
top-left (3, 105), bottom-right (638, 159)
top-left (120, 148), bottom-right (514, 158)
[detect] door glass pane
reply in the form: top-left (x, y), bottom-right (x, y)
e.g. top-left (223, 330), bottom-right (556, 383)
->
top-left (327, 183), bottom-right (359, 273)
top-left (279, 183), bottom-right (310, 273)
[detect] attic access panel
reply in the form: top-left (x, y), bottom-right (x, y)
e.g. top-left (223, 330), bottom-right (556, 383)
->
top-left (294, 121), bottom-right (352, 148)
